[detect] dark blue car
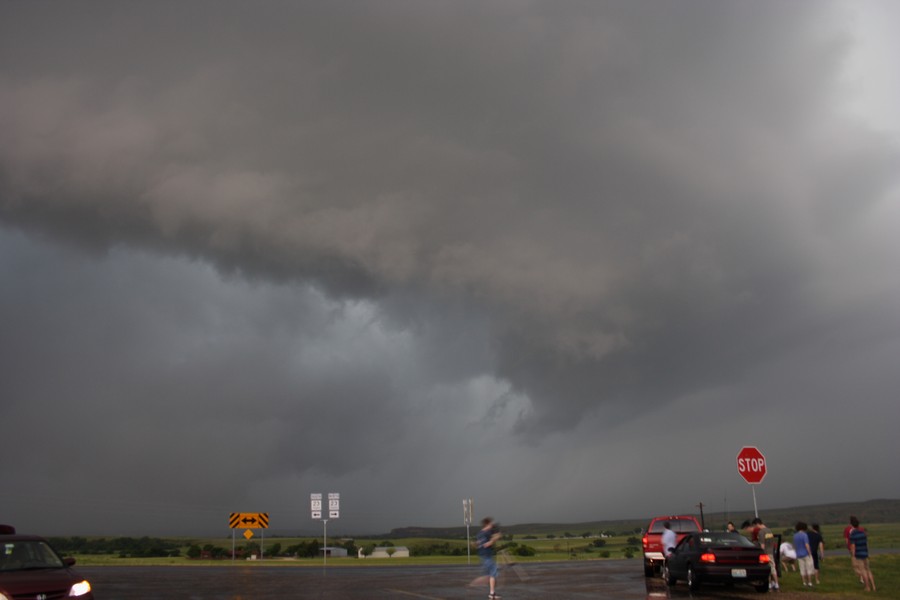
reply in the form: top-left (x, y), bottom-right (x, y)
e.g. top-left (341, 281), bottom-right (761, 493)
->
top-left (664, 531), bottom-right (771, 593)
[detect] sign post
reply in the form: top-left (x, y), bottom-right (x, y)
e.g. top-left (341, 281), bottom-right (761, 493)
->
top-left (229, 513), bottom-right (269, 562)
top-left (736, 446), bottom-right (767, 518)
top-left (311, 493), bottom-right (339, 566)
top-left (463, 498), bottom-right (473, 565)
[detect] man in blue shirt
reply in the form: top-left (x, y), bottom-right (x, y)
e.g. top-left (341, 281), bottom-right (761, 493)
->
top-left (793, 522), bottom-right (814, 587)
top-left (476, 517), bottom-right (502, 599)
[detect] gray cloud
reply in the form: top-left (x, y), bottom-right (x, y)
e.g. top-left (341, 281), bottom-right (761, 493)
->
top-left (1, 1), bottom-right (899, 535)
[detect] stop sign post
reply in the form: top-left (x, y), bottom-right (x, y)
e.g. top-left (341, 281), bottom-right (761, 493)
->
top-left (737, 446), bottom-right (767, 518)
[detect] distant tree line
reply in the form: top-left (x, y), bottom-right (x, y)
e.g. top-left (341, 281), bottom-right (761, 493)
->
top-left (409, 542), bottom-right (467, 557)
top-left (49, 536), bottom-right (182, 558)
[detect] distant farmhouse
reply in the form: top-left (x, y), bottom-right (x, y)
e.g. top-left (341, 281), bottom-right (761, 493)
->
top-left (366, 546), bottom-right (410, 558)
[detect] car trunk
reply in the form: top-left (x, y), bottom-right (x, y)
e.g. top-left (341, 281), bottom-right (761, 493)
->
top-left (709, 546), bottom-right (764, 566)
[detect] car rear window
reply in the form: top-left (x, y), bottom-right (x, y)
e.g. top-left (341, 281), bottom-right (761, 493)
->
top-left (698, 533), bottom-right (756, 547)
top-left (649, 518), bottom-right (700, 533)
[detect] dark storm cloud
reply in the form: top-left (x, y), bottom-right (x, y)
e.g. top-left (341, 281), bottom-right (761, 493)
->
top-left (1, 1), bottom-right (899, 534)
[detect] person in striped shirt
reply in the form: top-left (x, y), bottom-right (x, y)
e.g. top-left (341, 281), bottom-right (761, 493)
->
top-left (848, 516), bottom-right (876, 592)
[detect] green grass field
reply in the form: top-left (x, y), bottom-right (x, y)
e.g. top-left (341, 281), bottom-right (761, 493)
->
top-left (776, 554), bottom-right (897, 598)
top-left (68, 521), bottom-right (899, 563)
top-left (63, 523), bottom-right (900, 597)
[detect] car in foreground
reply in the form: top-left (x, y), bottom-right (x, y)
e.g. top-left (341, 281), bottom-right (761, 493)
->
top-left (641, 515), bottom-right (702, 576)
top-left (0, 526), bottom-right (94, 600)
top-left (664, 531), bottom-right (770, 593)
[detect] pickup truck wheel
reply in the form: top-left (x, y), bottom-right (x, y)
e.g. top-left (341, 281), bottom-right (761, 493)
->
top-left (643, 559), bottom-right (655, 577)
top-left (687, 565), bottom-right (701, 591)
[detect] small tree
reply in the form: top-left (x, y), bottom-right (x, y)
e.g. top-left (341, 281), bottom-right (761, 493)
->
top-left (514, 545), bottom-right (536, 557)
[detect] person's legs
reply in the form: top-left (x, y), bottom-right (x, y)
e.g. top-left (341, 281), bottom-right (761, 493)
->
top-left (859, 559), bottom-right (875, 592)
top-left (800, 556), bottom-right (814, 585)
top-left (852, 557), bottom-right (863, 584)
top-left (484, 556), bottom-right (499, 597)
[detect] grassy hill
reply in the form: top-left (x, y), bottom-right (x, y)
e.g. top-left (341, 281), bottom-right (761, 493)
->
top-left (382, 498), bottom-right (900, 539)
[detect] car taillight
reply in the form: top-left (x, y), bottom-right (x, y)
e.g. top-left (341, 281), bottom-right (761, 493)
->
top-left (642, 535), bottom-right (648, 549)
top-left (760, 554), bottom-right (771, 564)
top-left (700, 553), bottom-right (716, 563)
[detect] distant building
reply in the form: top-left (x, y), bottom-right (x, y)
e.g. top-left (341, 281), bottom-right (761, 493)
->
top-left (320, 547), bottom-right (348, 557)
top-left (369, 546), bottom-right (409, 558)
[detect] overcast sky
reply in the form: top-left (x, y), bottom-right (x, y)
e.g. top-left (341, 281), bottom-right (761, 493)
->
top-left (2, 1), bottom-right (899, 537)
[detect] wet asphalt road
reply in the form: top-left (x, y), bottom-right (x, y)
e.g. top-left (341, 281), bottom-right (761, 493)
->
top-left (78, 560), bottom-right (776, 600)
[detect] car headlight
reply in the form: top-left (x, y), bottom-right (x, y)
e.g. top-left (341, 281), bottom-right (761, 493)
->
top-left (69, 580), bottom-right (92, 596)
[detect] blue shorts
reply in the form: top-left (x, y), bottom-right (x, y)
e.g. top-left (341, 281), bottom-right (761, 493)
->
top-left (481, 556), bottom-right (498, 578)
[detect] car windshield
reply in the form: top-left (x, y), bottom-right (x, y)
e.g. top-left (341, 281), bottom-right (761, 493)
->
top-left (0, 541), bottom-right (65, 571)
top-left (698, 533), bottom-right (757, 547)
top-left (649, 519), bottom-right (699, 533)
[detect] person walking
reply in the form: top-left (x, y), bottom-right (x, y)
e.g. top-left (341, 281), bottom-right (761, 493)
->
top-left (793, 522), bottom-right (815, 587)
top-left (753, 517), bottom-right (779, 590)
top-left (661, 522), bottom-right (677, 559)
top-left (849, 516), bottom-right (876, 592)
top-left (475, 517), bottom-right (503, 599)
top-left (808, 523), bottom-right (824, 584)
top-left (846, 514), bottom-right (866, 584)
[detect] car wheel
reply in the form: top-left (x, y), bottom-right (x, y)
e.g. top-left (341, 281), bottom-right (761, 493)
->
top-left (687, 565), bottom-right (701, 592)
top-left (663, 563), bottom-right (676, 586)
top-left (755, 582), bottom-right (769, 593)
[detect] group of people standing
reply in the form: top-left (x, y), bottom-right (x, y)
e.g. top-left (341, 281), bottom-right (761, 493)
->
top-left (789, 515), bottom-right (876, 592)
top-left (728, 514), bottom-right (876, 592)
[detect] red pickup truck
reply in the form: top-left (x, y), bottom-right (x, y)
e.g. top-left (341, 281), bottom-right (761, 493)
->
top-left (642, 515), bottom-right (702, 576)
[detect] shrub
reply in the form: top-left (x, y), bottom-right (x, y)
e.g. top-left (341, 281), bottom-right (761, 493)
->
top-left (514, 545), bottom-right (536, 557)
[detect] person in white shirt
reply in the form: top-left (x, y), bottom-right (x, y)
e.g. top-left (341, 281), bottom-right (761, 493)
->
top-left (661, 522), bottom-right (677, 559)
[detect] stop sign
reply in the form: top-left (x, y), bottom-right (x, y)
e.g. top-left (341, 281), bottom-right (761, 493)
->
top-left (737, 446), bottom-right (767, 484)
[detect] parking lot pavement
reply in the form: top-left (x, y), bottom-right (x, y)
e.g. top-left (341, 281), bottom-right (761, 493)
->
top-left (80, 560), bottom-right (660, 599)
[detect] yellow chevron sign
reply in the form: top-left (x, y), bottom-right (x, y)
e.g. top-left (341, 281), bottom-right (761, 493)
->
top-left (229, 512), bottom-right (269, 529)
